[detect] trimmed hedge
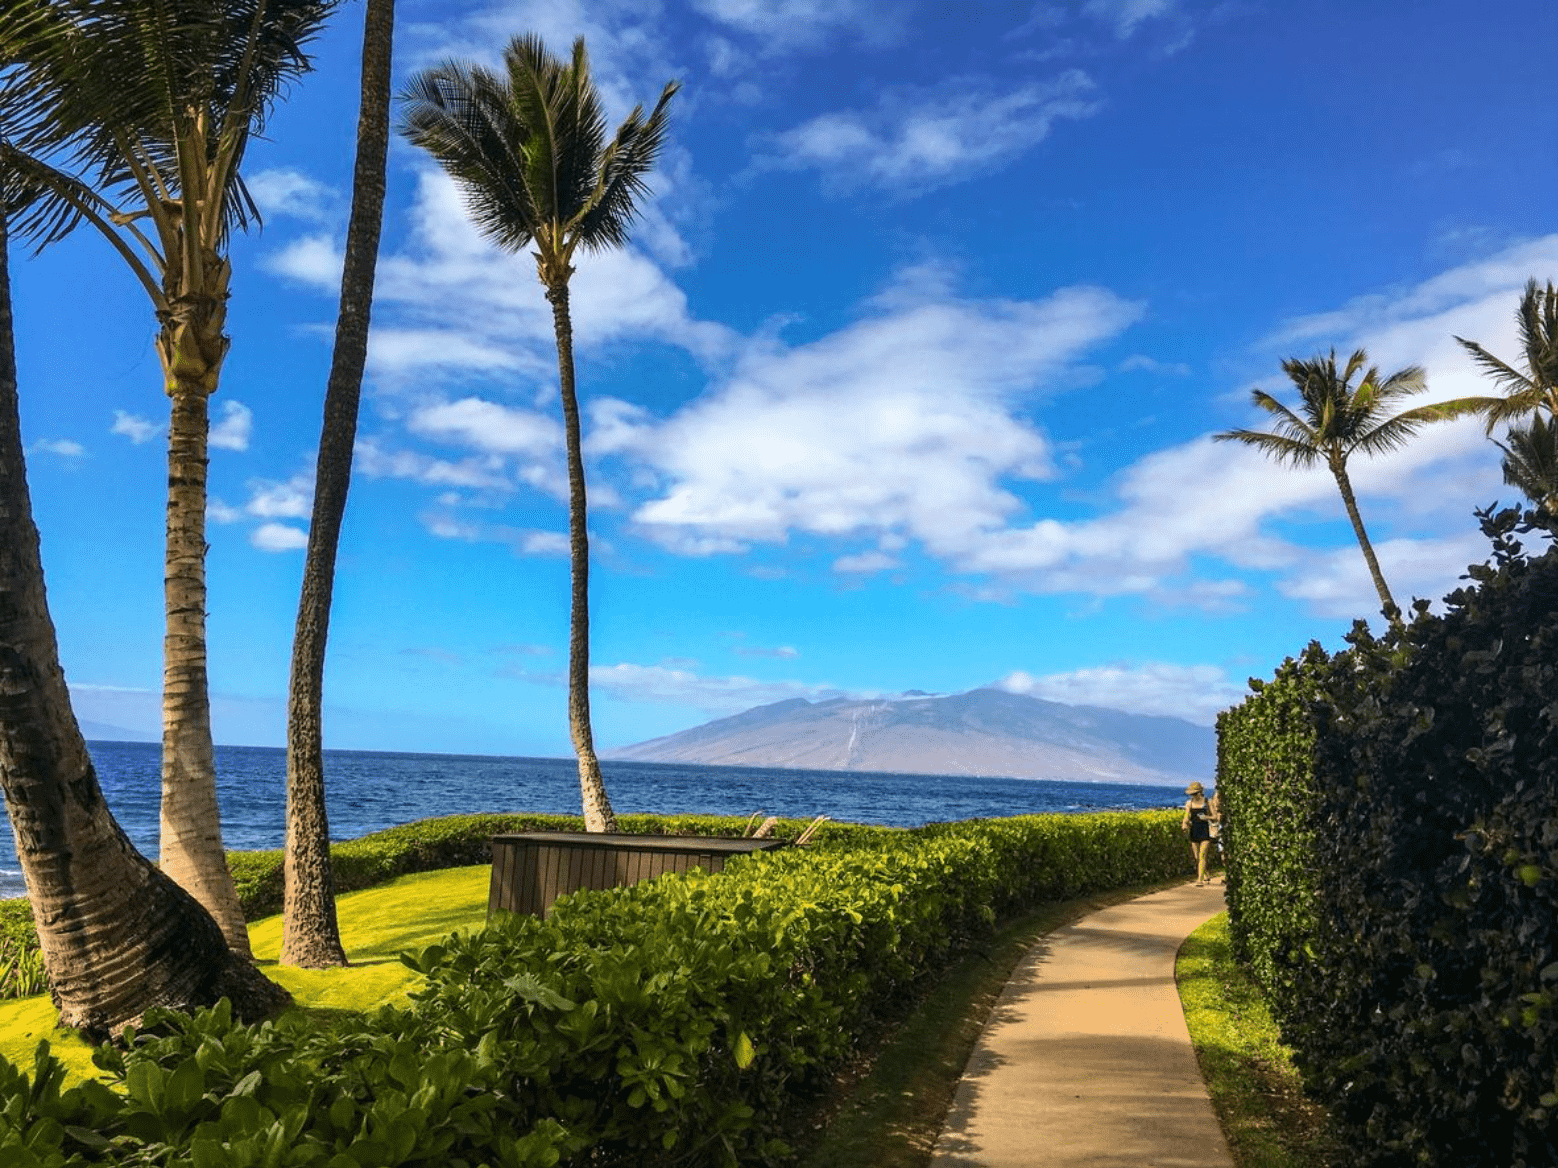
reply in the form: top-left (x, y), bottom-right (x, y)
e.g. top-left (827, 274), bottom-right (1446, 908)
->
top-left (1217, 511), bottom-right (1558, 1167)
top-left (1214, 643), bottom-right (1334, 1022)
top-left (0, 810), bottom-right (1188, 1166)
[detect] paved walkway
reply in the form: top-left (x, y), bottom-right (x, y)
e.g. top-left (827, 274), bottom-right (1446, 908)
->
top-left (932, 881), bottom-right (1233, 1167)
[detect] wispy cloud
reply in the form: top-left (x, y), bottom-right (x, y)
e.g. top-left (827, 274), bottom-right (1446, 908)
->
top-left (762, 72), bottom-right (1100, 193)
top-left (250, 522), bottom-right (309, 552)
top-left (997, 662), bottom-right (1248, 726)
top-left (110, 410), bottom-right (160, 445)
top-left (246, 168), bottom-right (338, 223)
top-left (31, 438), bottom-right (85, 459)
top-left (209, 401), bottom-right (253, 452)
top-left (588, 661), bottom-right (853, 715)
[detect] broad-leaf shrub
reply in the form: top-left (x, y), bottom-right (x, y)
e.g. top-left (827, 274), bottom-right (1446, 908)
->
top-left (1288, 519), bottom-right (1558, 1167)
top-left (1219, 511), bottom-right (1558, 1167)
top-left (1214, 643), bottom-right (1337, 1019)
top-left (0, 811), bottom-right (1185, 1166)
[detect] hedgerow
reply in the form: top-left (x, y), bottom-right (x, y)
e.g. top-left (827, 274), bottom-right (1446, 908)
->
top-left (1218, 509), bottom-right (1558, 1167)
top-left (0, 810), bottom-right (1186, 1166)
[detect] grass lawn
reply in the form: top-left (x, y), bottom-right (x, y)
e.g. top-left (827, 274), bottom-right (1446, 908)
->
top-left (1176, 911), bottom-right (1342, 1167)
top-left (0, 865), bottom-right (491, 1085)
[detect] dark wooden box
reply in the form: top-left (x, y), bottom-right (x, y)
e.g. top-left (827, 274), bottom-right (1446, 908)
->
top-left (488, 832), bottom-right (790, 918)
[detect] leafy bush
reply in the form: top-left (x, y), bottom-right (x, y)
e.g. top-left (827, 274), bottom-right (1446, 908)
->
top-left (0, 811), bottom-right (1186, 1166)
top-left (1214, 643), bottom-right (1336, 1019)
top-left (1284, 517), bottom-right (1558, 1167)
top-left (1219, 510), bottom-right (1558, 1166)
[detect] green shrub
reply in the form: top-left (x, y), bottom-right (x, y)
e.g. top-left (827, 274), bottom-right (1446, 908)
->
top-left (1283, 514), bottom-right (1558, 1167)
top-left (1214, 643), bottom-right (1337, 1018)
top-left (0, 811), bottom-right (1186, 1166)
top-left (1219, 509), bottom-right (1558, 1167)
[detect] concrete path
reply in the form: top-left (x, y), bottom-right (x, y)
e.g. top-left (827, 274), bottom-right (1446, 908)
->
top-left (932, 881), bottom-right (1233, 1168)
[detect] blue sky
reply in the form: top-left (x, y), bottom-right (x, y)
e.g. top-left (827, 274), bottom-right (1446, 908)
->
top-left (11, 0), bottom-right (1558, 757)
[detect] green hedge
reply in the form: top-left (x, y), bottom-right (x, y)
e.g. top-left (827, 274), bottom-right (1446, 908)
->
top-left (0, 810), bottom-right (1187, 1167)
top-left (1218, 510), bottom-right (1558, 1167)
top-left (1214, 642), bottom-right (1335, 1020)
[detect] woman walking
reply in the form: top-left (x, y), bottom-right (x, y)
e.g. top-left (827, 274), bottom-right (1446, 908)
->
top-left (1182, 782), bottom-right (1215, 885)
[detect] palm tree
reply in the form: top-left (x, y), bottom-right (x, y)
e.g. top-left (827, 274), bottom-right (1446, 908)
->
top-left (0, 0), bottom-right (336, 956)
top-left (1454, 279), bottom-right (1558, 428)
top-left (281, 0), bottom-right (394, 970)
top-left (1454, 278), bottom-right (1558, 524)
top-left (399, 35), bottom-right (677, 832)
top-left (0, 204), bottom-right (291, 1040)
top-left (1214, 348), bottom-right (1480, 621)
top-left (1495, 412), bottom-right (1558, 523)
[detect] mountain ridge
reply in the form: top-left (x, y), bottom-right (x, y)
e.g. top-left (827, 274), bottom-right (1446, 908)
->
top-left (606, 687), bottom-right (1214, 786)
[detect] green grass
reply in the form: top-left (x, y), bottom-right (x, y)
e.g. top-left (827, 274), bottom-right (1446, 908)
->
top-left (793, 876), bottom-right (1192, 1168)
top-left (0, 865), bottom-right (492, 1085)
top-left (1176, 912), bottom-right (1342, 1167)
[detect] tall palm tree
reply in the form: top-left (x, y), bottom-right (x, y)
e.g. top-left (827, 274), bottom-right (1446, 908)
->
top-left (1455, 279), bottom-right (1558, 428)
top-left (281, 0), bottom-right (394, 970)
top-left (399, 35), bottom-right (677, 833)
top-left (0, 0), bottom-right (336, 956)
top-left (0, 204), bottom-right (290, 1040)
top-left (1214, 348), bottom-right (1479, 621)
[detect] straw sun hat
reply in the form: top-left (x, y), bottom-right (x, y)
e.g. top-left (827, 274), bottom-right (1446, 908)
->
top-left (1186, 781), bottom-right (1205, 795)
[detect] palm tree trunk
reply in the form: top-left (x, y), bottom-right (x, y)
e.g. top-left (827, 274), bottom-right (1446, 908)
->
top-left (158, 309), bottom-right (252, 957)
top-left (280, 0), bottom-right (394, 971)
top-left (546, 281), bottom-right (616, 834)
top-left (0, 214), bottom-right (289, 1041)
top-left (1330, 457), bottom-right (1399, 622)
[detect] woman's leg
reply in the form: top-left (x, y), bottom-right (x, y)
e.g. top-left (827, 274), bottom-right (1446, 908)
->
top-left (1194, 841), bottom-right (1209, 883)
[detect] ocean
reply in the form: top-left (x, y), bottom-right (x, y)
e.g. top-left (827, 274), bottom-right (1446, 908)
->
top-left (0, 741), bottom-right (1186, 902)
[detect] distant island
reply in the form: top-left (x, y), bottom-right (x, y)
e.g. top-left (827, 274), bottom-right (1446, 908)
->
top-left (606, 687), bottom-right (1214, 786)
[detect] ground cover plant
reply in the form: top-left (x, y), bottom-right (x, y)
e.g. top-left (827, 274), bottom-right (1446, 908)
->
top-left (0, 809), bottom-right (1187, 1166)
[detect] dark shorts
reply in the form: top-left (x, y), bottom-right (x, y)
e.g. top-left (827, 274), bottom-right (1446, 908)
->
top-left (1189, 822), bottom-right (1211, 843)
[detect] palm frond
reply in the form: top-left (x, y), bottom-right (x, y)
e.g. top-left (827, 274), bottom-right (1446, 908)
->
top-left (1496, 414), bottom-right (1558, 512)
top-left (1212, 426), bottom-right (1323, 468)
top-left (399, 60), bottom-right (539, 254)
top-left (573, 78), bottom-right (679, 253)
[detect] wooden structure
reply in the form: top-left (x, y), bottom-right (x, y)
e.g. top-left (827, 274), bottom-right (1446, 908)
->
top-left (488, 832), bottom-right (789, 918)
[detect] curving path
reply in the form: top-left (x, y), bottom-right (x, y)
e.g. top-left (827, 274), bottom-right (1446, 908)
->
top-left (932, 881), bottom-right (1233, 1167)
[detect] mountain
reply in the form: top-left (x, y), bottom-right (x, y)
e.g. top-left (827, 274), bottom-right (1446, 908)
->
top-left (606, 688), bottom-right (1214, 785)
top-left (80, 719), bottom-right (158, 744)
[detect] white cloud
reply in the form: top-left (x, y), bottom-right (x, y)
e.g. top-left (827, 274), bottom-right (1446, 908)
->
top-left (732, 644), bottom-right (800, 659)
top-left (209, 400), bottom-right (253, 451)
top-left (245, 474), bottom-right (314, 520)
top-left (421, 510), bottom-right (570, 557)
top-left (110, 410), bottom-right (160, 444)
top-left (250, 522), bottom-right (309, 552)
top-left (623, 274), bottom-right (1142, 554)
top-left (264, 233), bottom-right (343, 290)
top-left (409, 397), bottom-right (560, 457)
top-left (32, 438), bottom-right (85, 458)
top-left (834, 550), bottom-right (901, 574)
top-left (1083, 0), bottom-right (1175, 39)
top-left (1120, 354), bottom-right (1192, 375)
top-left (246, 168), bottom-right (337, 223)
top-left (689, 0), bottom-right (887, 50)
top-left (765, 72), bottom-right (1100, 192)
top-left (589, 661), bottom-right (851, 714)
top-left (996, 661), bottom-right (1246, 725)
top-left (1274, 530), bottom-right (1494, 617)
top-left (354, 439), bottom-right (515, 492)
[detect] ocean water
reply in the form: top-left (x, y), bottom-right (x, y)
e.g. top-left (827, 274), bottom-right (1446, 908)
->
top-left (0, 741), bottom-right (1186, 901)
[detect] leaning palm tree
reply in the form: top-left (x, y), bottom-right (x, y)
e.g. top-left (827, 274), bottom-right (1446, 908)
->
top-left (0, 0), bottom-right (336, 956)
top-left (281, 0), bottom-right (394, 971)
top-left (1215, 348), bottom-right (1480, 621)
top-left (400, 35), bottom-right (677, 832)
top-left (1454, 278), bottom-right (1558, 429)
top-left (0, 202), bottom-right (290, 1039)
